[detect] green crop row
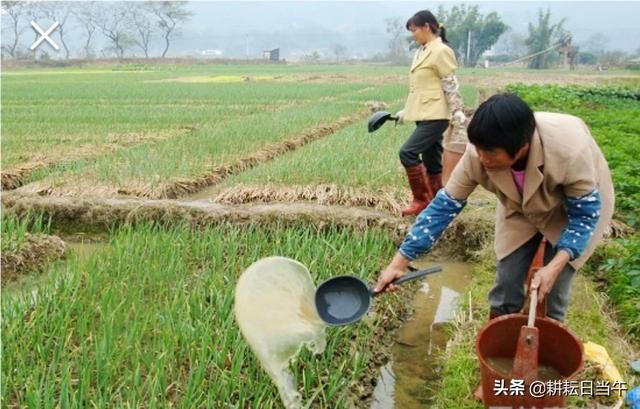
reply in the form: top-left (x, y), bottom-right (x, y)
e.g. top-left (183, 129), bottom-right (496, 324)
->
top-left (583, 236), bottom-right (640, 340)
top-left (20, 93), bottom-right (385, 193)
top-left (219, 84), bottom-right (477, 192)
top-left (2, 222), bottom-right (399, 408)
top-left (2, 69), bottom-right (373, 168)
top-left (1, 212), bottom-right (52, 255)
top-left (1, 63), bottom-right (408, 78)
top-left (218, 109), bottom-right (408, 191)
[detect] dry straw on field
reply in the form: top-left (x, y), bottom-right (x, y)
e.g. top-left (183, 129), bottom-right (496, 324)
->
top-left (1, 233), bottom-right (66, 286)
top-left (1, 127), bottom-right (196, 190)
top-left (15, 111), bottom-right (373, 199)
top-left (214, 183), bottom-right (405, 214)
top-left (124, 112), bottom-right (371, 198)
top-left (2, 192), bottom-right (412, 239)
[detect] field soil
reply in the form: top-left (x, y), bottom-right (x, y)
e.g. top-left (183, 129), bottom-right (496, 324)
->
top-left (1, 233), bottom-right (67, 287)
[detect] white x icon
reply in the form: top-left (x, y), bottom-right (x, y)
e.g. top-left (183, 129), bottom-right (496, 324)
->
top-left (30, 20), bottom-right (60, 51)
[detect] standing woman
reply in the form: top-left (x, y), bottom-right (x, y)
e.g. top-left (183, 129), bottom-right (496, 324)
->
top-left (396, 10), bottom-right (467, 216)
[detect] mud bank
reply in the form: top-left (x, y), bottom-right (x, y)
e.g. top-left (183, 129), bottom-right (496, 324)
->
top-left (196, 183), bottom-right (406, 214)
top-left (2, 192), bottom-right (410, 237)
top-left (1, 233), bottom-right (67, 287)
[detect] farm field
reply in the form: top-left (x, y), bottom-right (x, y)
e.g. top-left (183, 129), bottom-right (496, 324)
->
top-left (2, 220), bottom-right (403, 408)
top-left (2, 63), bottom-right (639, 408)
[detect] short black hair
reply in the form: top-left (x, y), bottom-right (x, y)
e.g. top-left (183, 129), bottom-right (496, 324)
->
top-left (467, 93), bottom-right (536, 157)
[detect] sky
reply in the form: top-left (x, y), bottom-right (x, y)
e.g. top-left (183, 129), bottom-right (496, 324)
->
top-left (173, 1), bottom-right (640, 58)
top-left (3, 1), bottom-right (639, 60)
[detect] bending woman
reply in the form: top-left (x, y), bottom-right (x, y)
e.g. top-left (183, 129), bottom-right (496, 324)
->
top-left (396, 10), bottom-right (467, 216)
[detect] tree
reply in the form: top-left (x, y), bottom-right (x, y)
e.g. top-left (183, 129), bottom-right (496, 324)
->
top-left (332, 43), bottom-right (347, 64)
top-left (73, 2), bottom-right (99, 59)
top-left (599, 50), bottom-right (628, 66)
top-left (131, 3), bottom-right (156, 58)
top-left (492, 30), bottom-right (527, 60)
top-left (41, 2), bottom-right (73, 59)
top-left (1, 1), bottom-right (28, 59)
top-left (94, 3), bottom-right (134, 58)
top-left (525, 9), bottom-right (567, 69)
top-left (436, 4), bottom-right (508, 67)
top-left (385, 17), bottom-right (408, 64)
top-left (583, 33), bottom-right (609, 58)
top-left (147, 1), bottom-right (192, 58)
top-left (302, 51), bottom-right (321, 64)
top-left (27, 2), bottom-right (47, 60)
top-left (578, 52), bottom-right (597, 65)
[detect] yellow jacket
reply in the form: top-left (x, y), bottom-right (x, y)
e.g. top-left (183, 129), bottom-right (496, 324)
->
top-left (403, 37), bottom-right (458, 122)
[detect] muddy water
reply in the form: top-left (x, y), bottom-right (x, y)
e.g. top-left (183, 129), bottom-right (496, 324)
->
top-left (234, 257), bottom-right (326, 409)
top-left (486, 357), bottom-right (563, 381)
top-left (66, 240), bottom-right (106, 263)
top-left (4, 239), bottom-right (107, 304)
top-left (39, 240), bottom-right (105, 299)
top-left (371, 260), bottom-right (473, 409)
top-left (184, 185), bottom-right (221, 201)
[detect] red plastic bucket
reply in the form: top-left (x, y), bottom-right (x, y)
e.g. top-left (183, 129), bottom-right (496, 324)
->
top-left (476, 313), bottom-right (584, 408)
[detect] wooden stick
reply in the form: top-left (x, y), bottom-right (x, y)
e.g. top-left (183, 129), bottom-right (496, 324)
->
top-left (528, 288), bottom-right (538, 327)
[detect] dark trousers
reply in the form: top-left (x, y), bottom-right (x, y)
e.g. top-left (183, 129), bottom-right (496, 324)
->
top-left (399, 120), bottom-right (450, 174)
top-left (489, 233), bottom-right (577, 322)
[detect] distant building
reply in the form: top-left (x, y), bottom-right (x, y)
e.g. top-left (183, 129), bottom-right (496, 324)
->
top-left (201, 49), bottom-right (223, 57)
top-left (263, 48), bottom-right (280, 62)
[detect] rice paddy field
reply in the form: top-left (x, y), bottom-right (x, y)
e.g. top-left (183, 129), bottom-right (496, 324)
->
top-left (2, 62), bottom-right (639, 408)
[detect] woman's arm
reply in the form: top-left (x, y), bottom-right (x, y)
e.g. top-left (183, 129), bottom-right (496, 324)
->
top-left (532, 189), bottom-right (601, 301)
top-left (374, 189), bottom-right (467, 293)
top-left (556, 189), bottom-right (602, 260)
top-left (441, 74), bottom-right (466, 125)
top-left (431, 45), bottom-right (465, 122)
top-left (398, 189), bottom-right (466, 260)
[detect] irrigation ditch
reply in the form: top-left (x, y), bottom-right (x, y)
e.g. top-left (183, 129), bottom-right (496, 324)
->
top-left (3, 184), bottom-right (635, 408)
top-left (4, 77), bottom-right (638, 408)
top-left (0, 86), bottom-right (519, 407)
top-left (1, 187), bottom-right (495, 408)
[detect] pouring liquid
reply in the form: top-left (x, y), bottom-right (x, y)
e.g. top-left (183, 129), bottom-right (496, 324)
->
top-left (234, 257), bottom-right (327, 409)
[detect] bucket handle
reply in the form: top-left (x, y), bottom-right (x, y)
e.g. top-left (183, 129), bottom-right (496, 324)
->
top-left (523, 239), bottom-right (547, 318)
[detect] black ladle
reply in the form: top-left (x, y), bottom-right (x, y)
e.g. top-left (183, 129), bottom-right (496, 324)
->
top-left (314, 266), bottom-right (443, 326)
top-left (367, 110), bottom-right (399, 133)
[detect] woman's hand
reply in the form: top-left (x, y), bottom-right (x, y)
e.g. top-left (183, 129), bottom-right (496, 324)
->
top-left (374, 265), bottom-right (405, 294)
top-left (530, 250), bottom-right (571, 302)
top-left (530, 265), bottom-right (561, 302)
top-left (374, 252), bottom-right (411, 294)
top-left (395, 109), bottom-right (405, 125)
